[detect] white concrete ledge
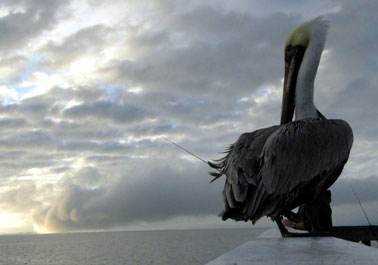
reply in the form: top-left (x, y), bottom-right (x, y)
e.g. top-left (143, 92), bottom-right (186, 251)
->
top-left (206, 229), bottom-right (378, 265)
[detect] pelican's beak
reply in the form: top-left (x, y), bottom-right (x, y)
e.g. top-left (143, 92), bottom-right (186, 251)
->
top-left (280, 45), bottom-right (306, 125)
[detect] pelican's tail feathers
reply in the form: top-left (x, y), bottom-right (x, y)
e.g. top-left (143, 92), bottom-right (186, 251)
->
top-left (209, 171), bottom-right (224, 183)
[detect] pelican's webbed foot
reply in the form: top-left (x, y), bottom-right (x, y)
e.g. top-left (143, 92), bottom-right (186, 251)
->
top-left (275, 216), bottom-right (332, 238)
top-left (275, 217), bottom-right (311, 237)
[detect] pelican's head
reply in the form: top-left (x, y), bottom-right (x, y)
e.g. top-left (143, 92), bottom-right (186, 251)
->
top-left (280, 17), bottom-right (329, 124)
top-left (284, 21), bottom-right (310, 49)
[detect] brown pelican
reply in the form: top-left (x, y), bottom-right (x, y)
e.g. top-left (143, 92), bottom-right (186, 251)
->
top-left (209, 17), bottom-right (353, 236)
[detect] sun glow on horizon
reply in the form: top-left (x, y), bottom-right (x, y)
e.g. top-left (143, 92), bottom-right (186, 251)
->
top-left (32, 223), bottom-right (53, 234)
top-left (0, 212), bottom-right (34, 234)
top-left (0, 213), bottom-right (24, 228)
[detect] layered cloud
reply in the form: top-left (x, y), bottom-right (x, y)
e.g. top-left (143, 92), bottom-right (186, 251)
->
top-left (0, 0), bottom-right (377, 233)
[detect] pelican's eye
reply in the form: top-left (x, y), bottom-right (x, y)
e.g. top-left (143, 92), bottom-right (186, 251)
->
top-left (285, 45), bottom-right (295, 64)
top-left (285, 45), bottom-right (306, 66)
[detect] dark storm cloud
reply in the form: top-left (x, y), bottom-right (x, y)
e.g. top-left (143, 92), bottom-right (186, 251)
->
top-left (33, 168), bottom-right (378, 232)
top-left (33, 162), bottom-right (224, 231)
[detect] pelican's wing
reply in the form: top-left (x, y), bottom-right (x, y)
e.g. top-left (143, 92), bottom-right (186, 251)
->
top-left (209, 125), bottom-right (279, 205)
top-left (261, 118), bottom-right (353, 195)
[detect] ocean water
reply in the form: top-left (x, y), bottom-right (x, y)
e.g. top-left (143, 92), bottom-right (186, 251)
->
top-left (0, 228), bottom-right (266, 265)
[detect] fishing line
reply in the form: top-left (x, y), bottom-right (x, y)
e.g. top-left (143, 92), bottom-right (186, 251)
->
top-left (348, 184), bottom-right (378, 246)
top-left (160, 136), bottom-right (209, 165)
top-left (349, 184), bottom-right (372, 226)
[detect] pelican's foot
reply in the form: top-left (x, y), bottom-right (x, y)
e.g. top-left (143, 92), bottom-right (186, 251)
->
top-left (275, 216), bottom-right (333, 238)
top-left (275, 216), bottom-right (294, 237)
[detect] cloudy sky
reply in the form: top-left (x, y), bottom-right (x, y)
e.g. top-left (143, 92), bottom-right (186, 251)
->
top-left (0, 0), bottom-right (377, 234)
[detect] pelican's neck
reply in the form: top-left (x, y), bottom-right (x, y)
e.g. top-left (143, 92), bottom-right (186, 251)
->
top-left (295, 21), bottom-right (327, 120)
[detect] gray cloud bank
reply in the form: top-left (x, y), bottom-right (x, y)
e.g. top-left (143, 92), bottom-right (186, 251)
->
top-left (28, 174), bottom-right (378, 231)
top-left (32, 164), bottom-right (223, 231)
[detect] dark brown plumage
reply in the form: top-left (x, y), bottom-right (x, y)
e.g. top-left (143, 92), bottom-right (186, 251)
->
top-left (209, 117), bottom-right (353, 223)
